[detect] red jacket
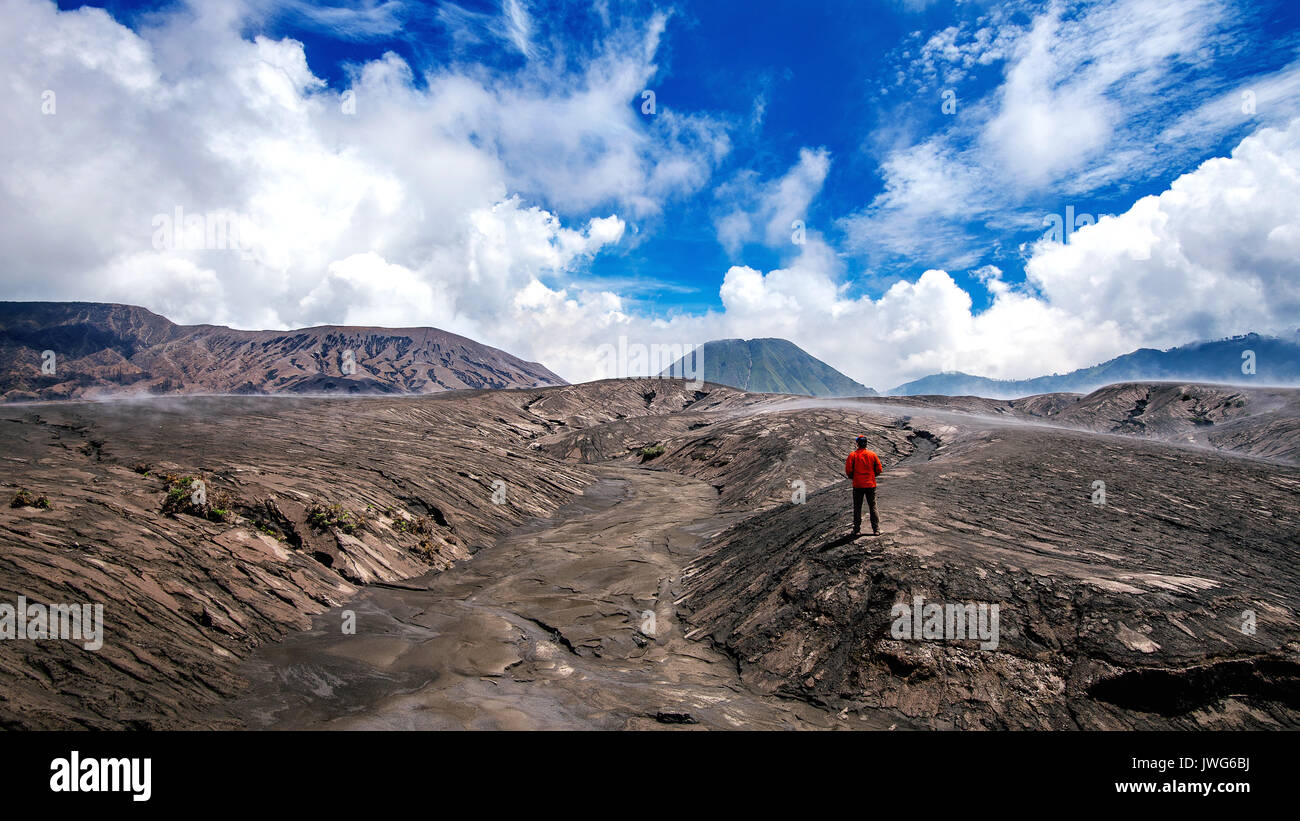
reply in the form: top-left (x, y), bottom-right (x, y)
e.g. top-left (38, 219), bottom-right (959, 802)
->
top-left (845, 448), bottom-right (883, 488)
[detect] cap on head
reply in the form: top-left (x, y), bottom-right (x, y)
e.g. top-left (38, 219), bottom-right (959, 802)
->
top-left (855, 436), bottom-right (868, 446)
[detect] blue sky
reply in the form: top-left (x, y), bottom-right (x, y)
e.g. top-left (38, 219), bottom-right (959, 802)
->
top-left (222, 0), bottom-right (1300, 314)
top-left (9, 0), bottom-right (1300, 387)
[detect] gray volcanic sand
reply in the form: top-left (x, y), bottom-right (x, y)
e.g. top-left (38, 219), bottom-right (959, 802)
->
top-left (0, 384), bottom-right (705, 728)
top-left (1, 378), bottom-right (1297, 729)
top-left (221, 466), bottom-right (883, 730)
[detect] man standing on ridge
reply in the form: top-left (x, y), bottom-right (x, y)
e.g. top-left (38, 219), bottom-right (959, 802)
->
top-left (845, 435), bottom-right (883, 536)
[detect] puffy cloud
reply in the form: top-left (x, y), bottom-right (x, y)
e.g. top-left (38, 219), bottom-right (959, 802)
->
top-left (0, 0), bottom-right (718, 355)
top-left (1025, 117), bottom-right (1300, 345)
top-left (979, 0), bottom-right (1227, 189)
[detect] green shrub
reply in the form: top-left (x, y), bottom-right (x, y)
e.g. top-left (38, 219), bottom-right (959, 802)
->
top-left (306, 503), bottom-right (361, 535)
top-left (637, 444), bottom-right (665, 462)
top-left (10, 488), bottom-right (51, 509)
top-left (392, 514), bottom-right (433, 535)
top-left (160, 474), bottom-right (229, 522)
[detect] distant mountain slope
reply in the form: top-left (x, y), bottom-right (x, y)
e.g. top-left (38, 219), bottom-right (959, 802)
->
top-left (0, 302), bottom-right (565, 401)
top-left (658, 338), bottom-right (877, 397)
top-left (889, 332), bottom-right (1300, 398)
top-left (1018, 382), bottom-right (1300, 463)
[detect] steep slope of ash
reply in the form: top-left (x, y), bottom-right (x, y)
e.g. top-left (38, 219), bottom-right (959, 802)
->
top-left (0, 393), bottom-right (601, 728)
top-left (679, 421), bottom-right (1300, 729)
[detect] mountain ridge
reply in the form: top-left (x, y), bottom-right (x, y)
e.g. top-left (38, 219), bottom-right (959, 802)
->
top-left (889, 332), bottom-right (1300, 398)
top-left (0, 301), bottom-right (565, 401)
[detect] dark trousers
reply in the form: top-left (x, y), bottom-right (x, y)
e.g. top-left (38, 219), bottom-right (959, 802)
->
top-left (853, 487), bottom-right (879, 533)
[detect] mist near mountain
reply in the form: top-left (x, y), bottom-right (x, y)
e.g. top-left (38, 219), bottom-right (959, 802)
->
top-left (658, 337), bottom-right (877, 397)
top-left (0, 301), bottom-right (565, 401)
top-left (888, 332), bottom-right (1300, 398)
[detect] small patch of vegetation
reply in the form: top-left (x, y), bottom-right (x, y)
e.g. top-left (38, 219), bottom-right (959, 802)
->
top-left (256, 522), bottom-right (285, 540)
top-left (160, 475), bottom-right (194, 514)
top-left (392, 514), bottom-right (434, 536)
top-left (10, 488), bottom-right (51, 509)
top-left (375, 506), bottom-right (447, 559)
top-left (306, 502), bottom-right (361, 535)
top-left (408, 536), bottom-right (441, 559)
top-left (637, 444), bottom-right (666, 462)
top-left (160, 474), bottom-right (230, 522)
